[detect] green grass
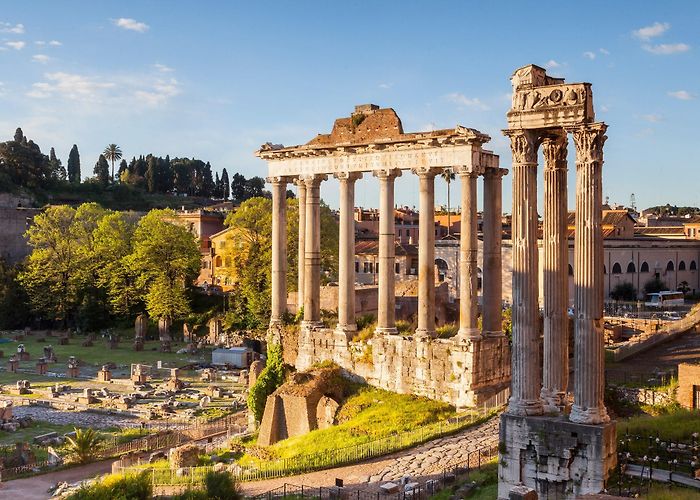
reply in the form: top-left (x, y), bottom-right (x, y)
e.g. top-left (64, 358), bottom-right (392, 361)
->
top-left (242, 385), bottom-right (455, 462)
top-left (644, 484), bottom-right (700, 499)
top-left (429, 459), bottom-right (498, 500)
top-left (618, 408), bottom-right (700, 442)
top-left (0, 420), bottom-right (75, 446)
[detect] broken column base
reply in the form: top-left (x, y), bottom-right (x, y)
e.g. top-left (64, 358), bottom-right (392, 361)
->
top-left (498, 413), bottom-right (616, 500)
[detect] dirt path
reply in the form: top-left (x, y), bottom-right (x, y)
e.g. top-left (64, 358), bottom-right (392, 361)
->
top-left (0, 459), bottom-right (112, 500)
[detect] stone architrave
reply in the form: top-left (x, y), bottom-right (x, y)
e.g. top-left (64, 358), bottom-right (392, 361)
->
top-left (158, 317), bottom-right (172, 342)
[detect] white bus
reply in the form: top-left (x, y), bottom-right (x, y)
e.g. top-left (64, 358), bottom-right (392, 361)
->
top-left (644, 291), bottom-right (685, 308)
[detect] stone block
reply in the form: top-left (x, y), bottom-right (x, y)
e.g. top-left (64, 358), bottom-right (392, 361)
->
top-left (509, 485), bottom-right (537, 500)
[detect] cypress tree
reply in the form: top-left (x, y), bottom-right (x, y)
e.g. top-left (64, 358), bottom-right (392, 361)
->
top-left (93, 154), bottom-right (110, 187)
top-left (13, 127), bottom-right (23, 143)
top-left (67, 144), bottom-right (81, 184)
top-left (221, 168), bottom-right (230, 201)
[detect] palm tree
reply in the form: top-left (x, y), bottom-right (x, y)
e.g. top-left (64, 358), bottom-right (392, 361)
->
top-left (64, 427), bottom-right (104, 464)
top-left (440, 169), bottom-right (455, 237)
top-left (103, 144), bottom-right (123, 183)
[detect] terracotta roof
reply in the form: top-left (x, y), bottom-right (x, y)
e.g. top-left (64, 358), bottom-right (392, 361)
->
top-left (355, 240), bottom-right (418, 256)
top-left (634, 226), bottom-right (686, 236)
top-left (602, 210), bottom-right (634, 226)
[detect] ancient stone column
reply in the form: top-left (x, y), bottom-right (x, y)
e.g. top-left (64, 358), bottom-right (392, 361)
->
top-left (457, 167), bottom-right (480, 340)
top-left (374, 169), bottom-right (401, 334)
top-left (541, 133), bottom-right (570, 412)
top-left (335, 172), bottom-right (362, 338)
top-left (296, 178), bottom-right (307, 311)
top-left (482, 167), bottom-right (507, 336)
top-left (414, 166), bottom-right (438, 339)
top-left (569, 123), bottom-right (610, 425)
top-left (269, 176), bottom-right (289, 328)
top-left (303, 174), bottom-right (325, 326)
top-left (505, 129), bottom-right (543, 416)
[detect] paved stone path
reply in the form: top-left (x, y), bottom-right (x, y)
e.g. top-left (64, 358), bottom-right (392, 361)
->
top-left (241, 415), bottom-right (500, 496)
top-left (12, 406), bottom-right (139, 429)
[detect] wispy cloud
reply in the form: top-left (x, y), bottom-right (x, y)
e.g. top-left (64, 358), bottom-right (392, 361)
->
top-left (154, 63), bottom-right (173, 73)
top-left (633, 22), bottom-right (670, 41)
top-left (599, 48), bottom-right (610, 55)
top-left (31, 54), bottom-right (50, 64)
top-left (5, 41), bottom-right (25, 50)
top-left (583, 51), bottom-right (596, 60)
top-left (134, 78), bottom-right (181, 106)
top-left (378, 82), bottom-right (392, 89)
top-left (27, 72), bottom-right (115, 100)
top-left (0, 22), bottom-right (24, 34)
top-left (113, 18), bottom-right (149, 33)
top-left (544, 59), bottom-right (561, 69)
top-left (643, 43), bottom-right (690, 55)
top-left (640, 113), bottom-right (663, 123)
top-left (48, 40), bottom-right (62, 46)
top-left (668, 90), bottom-right (695, 100)
top-left (445, 92), bottom-right (489, 110)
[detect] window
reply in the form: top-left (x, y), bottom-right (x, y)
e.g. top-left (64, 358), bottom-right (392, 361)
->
top-left (568, 264), bottom-right (574, 276)
top-left (355, 261), bottom-right (359, 273)
top-left (679, 260), bottom-right (687, 271)
top-left (666, 261), bottom-right (675, 272)
top-left (363, 262), bottom-right (369, 273)
top-left (398, 229), bottom-right (402, 238)
top-left (612, 263), bottom-right (622, 274)
top-left (691, 261), bottom-right (698, 271)
top-left (435, 259), bottom-right (448, 271)
top-left (626, 262), bottom-right (636, 273)
top-left (395, 263), bottom-right (400, 274)
top-left (603, 265), bottom-right (607, 274)
top-left (640, 261), bottom-right (649, 273)
top-left (375, 263), bottom-right (379, 274)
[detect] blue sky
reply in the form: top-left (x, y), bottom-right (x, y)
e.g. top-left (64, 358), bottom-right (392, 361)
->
top-left (0, 1), bottom-right (698, 211)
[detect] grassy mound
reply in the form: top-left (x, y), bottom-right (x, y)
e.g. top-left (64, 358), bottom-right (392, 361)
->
top-left (618, 408), bottom-right (700, 441)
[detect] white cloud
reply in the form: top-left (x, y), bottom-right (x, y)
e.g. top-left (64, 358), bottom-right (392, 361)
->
top-left (583, 51), bottom-right (596, 60)
top-left (134, 78), bottom-right (181, 106)
top-left (600, 105), bottom-right (609, 112)
top-left (113, 18), bottom-right (149, 33)
top-left (154, 63), bottom-right (173, 73)
top-left (544, 59), bottom-right (561, 69)
top-left (0, 22), bottom-right (24, 34)
top-left (445, 92), bottom-right (489, 110)
top-left (49, 40), bottom-right (62, 46)
top-left (640, 113), bottom-right (662, 123)
top-left (35, 40), bottom-right (45, 46)
top-left (643, 43), bottom-right (690, 55)
top-left (633, 22), bottom-right (670, 41)
top-left (32, 54), bottom-right (50, 64)
top-left (6, 41), bottom-right (25, 50)
top-left (378, 82), bottom-right (392, 89)
top-left (668, 90), bottom-right (694, 100)
top-left (599, 48), bottom-right (610, 55)
top-left (27, 72), bottom-right (115, 100)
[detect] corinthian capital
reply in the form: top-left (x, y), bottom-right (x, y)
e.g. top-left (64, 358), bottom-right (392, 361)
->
top-left (503, 129), bottom-right (539, 165)
top-left (411, 166), bottom-right (440, 178)
top-left (541, 133), bottom-right (568, 171)
top-left (568, 123), bottom-right (607, 164)
top-left (372, 168), bottom-right (402, 181)
top-left (334, 172), bottom-right (363, 182)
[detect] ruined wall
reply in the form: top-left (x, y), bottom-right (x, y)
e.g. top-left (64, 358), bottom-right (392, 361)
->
top-left (295, 325), bottom-right (511, 407)
top-left (0, 194), bottom-right (40, 264)
top-left (678, 362), bottom-right (700, 409)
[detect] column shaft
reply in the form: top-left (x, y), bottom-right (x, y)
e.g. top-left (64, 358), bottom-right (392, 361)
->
top-left (374, 169), bottom-right (401, 334)
top-left (336, 173), bottom-right (361, 336)
top-left (269, 177), bottom-right (288, 326)
top-left (482, 169), bottom-right (505, 335)
top-left (458, 170), bottom-right (480, 339)
top-left (296, 179), bottom-right (307, 311)
top-left (506, 129), bottom-right (543, 416)
top-left (541, 134), bottom-right (569, 411)
top-left (570, 123), bottom-right (610, 424)
top-left (416, 168), bottom-right (437, 338)
top-left (303, 175), bottom-right (323, 325)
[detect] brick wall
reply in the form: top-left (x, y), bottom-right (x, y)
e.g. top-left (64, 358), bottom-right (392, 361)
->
top-left (677, 362), bottom-right (700, 409)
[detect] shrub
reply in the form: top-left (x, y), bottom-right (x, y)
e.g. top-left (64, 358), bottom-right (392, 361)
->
top-left (247, 342), bottom-right (285, 422)
top-left (64, 427), bottom-right (105, 464)
top-left (205, 471), bottom-right (243, 500)
top-left (644, 277), bottom-right (668, 294)
top-left (436, 323), bottom-right (459, 338)
top-left (66, 472), bottom-right (152, 500)
top-left (610, 282), bottom-right (637, 301)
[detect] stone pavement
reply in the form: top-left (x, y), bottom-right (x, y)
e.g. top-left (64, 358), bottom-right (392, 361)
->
top-left (241, 415), bottom-right (500, 496)
top-left (12, 406), bottom-right (139, 429)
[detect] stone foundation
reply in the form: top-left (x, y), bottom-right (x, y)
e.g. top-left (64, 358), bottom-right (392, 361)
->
top-left (498, 413), bottom-right (616, 499)
top-left (295, 324), bottom-right (511, 407)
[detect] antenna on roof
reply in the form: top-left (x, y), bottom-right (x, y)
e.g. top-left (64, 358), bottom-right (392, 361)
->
top-left (629, 193), bottom-right (637, 212)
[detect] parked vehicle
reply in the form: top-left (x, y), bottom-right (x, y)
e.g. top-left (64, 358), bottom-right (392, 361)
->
top-left (644, 291), bottom-right (685, 308)
top-left (662, 311), bottom-right (682, 321)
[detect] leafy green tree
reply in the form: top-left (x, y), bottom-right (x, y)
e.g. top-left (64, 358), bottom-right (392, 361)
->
top-left (102, 143), bottom-right (123, 182)
top-left (247, 342), bottom-right (284, 422)
top-left (0, 130), bottom-right (52, 189)
top-left (117, 158), bottom-right (128, 182)
top-left (93, 154), bottom-right (110, 188)
top-left (244, 176), bottom-right (267, 199)
top-left (610, 282), bottom-right (637, 301)
top-left (221, 168), bottom-right (230, 200)
top-left (67, 144), bottom-right (81, 184)
top-left (230, 173), bottom-right (246, 204)
top-left (127, 209), bottom-right (200, 321)
top-left (0, 259), bottom-right (30, 329)
top-left (49, 147), bottom-right (66, 181)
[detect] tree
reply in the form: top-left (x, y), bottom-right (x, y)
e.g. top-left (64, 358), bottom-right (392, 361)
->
top-left (247, 342), bottom-right (284, 422)
top-left (644, 276), bottom-right (668, 295)
top-left (117, 158), bottom-right (128, 181)
top-left (0, 259), bottom-right (30, 329)
top-left (0, 131), bottom-right (51, 189)
top-left (244, 176), bottom-right (266, 199)
top-left (102, 144), bottom-right (123, 183)
top-left (67, 144), bottom-right (81, 184)
top-left (127, 209), bottom-right (200, 321)
top-left (440, 169), bottom-right (455, 237)
top-left (49, 147), bottom-right (66, 181)
top-left (14, 127), bottom-right (23, 143)
top-left (610, 282), bottom-right (637, 301)
top-left (221, 168), bottom-right (230, 200)
top-left (64, 427), bottom-right (104, 464)
top-left (214, 172), bottom-right (222, 199)
top-left (145, 156), bottom-right (157, 193)
top-left (230, 173), bottom-right (246, 204)
top-left (93, 154), bottom-right (110, 187)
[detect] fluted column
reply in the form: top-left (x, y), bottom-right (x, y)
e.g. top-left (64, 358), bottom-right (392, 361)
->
top-left (302, 174), bottom-right (325, 327)
top-left (456, 167), bottom-right (481, 340)
top-left (505, 129), bottom-right (543, 416)
top-left (335, 172), bottom-right (362, 338)
top-left (374, 169), bottom-right (401, 334)
top-left (269, 176), bottom-right (289, 328)
top-left (482, 167), bottom-right (507, 336)
top-left (569, 123), bottom-right (610, 425)
top-left (541, 133), bottom-right (570, 412)
top-left (296, 179), bottom-right (307, 311)
top-left (414, 166), bottom-right (439, 339)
